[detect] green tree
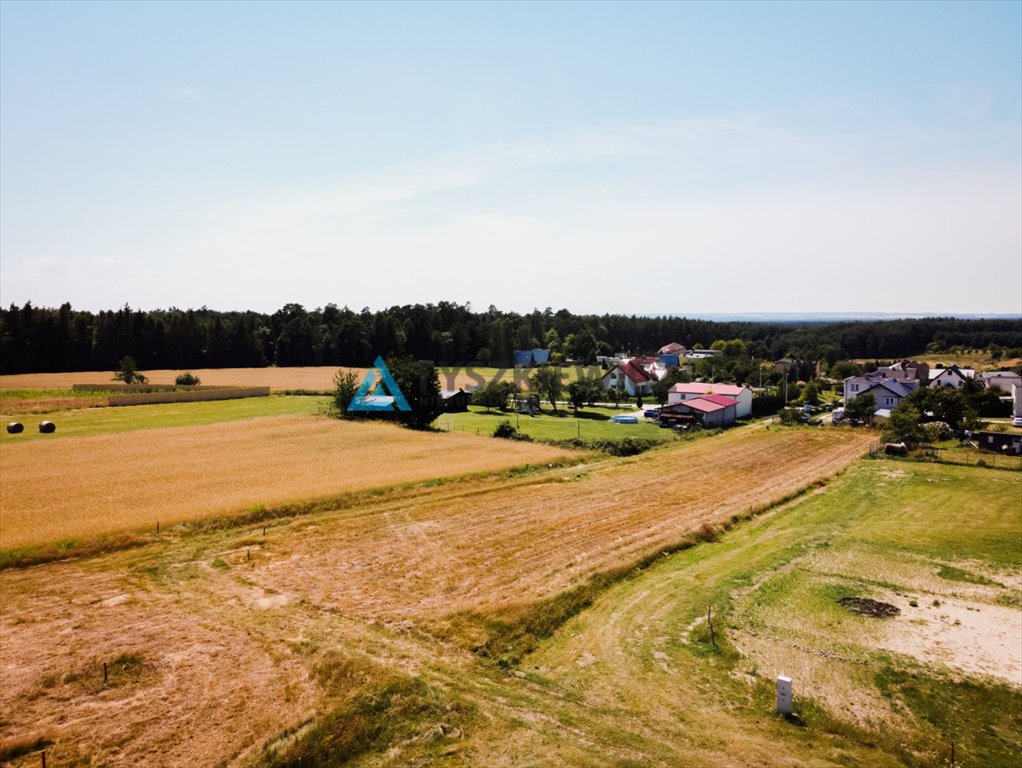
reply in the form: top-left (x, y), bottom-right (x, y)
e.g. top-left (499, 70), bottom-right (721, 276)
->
top-left (389, 358), bottom-right (443, 429)
top-left (882, 403), bottom-right (926, 446)
top-left (906, 386), bottom-right (978, 432)
top-left (543, 328), bottom-right (561, 354)
top-left (801, 380), bottom-right (821, 406)
top-left (113, 356), bottom-right (148, 385)
top-left (331, 368), bottom-right (361, 419)
top-left (829, 360), bottom-right (864, 380)
top-left (530, 366), bottom-right (563, 411)
top-left (472, 380), bottom-right (517, 411)
top-left (566, 375), bottom-right (602, 413)
top-left (844, 391), bottom-right (877, 425)
top-left (565, 329), bottom-right (598, 363)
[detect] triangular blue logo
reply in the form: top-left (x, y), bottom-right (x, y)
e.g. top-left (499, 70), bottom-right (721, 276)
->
top-left (347, 357), bottom-right (411, 412)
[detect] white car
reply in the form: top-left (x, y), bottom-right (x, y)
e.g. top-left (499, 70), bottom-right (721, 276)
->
top-left (1013, 416), bottom-right (1022, 428)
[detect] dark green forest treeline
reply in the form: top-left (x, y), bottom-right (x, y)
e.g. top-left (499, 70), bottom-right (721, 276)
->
top-left (2, 300), bottom-right (1021, 376)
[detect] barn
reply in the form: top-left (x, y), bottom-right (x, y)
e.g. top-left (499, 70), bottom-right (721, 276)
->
top-left (659, 394), bottom-right (738, 428)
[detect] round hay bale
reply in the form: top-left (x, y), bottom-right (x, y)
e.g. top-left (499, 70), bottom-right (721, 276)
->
top-left (6, 422), bottom-right (24, 434)
top-left (39, 420), bottom-right (56, 434)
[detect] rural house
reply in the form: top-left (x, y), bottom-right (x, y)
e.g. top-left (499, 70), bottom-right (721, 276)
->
top-left (513, 349), bottom-right (551, 367)
top-left (928, 365), bottom-right (974, 388)
top-left (843, 370), bottom-right (921, 405)
top-left (849, 379), bottom-right (917, 414)
top-left (601, 361), bottom-right (653, 397)
top-left (660, 394), bottom-right (738, 428)
top-left (882, 360), bottom-right (930, 381)
top-left (666, 382), bottom-right (753, 418)
top-left (979, 371), bottom-right (1022, 393)
top-left (658, 342), bottom-right (686, 355)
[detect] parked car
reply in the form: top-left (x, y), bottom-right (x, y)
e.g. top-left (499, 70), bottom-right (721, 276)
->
top-left (1013, 416), bottom-right (1022, 427)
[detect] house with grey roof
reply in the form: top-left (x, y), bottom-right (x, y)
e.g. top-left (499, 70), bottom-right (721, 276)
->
top-left (928, 365), bottom-right (975, 388)
top-left (979, 371), bottom-right (1022, 393)
top-left (844, 377), bottom-right (918, 413)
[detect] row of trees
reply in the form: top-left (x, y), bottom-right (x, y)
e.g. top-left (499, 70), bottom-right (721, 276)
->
top-left (3, 300), bottom-right (1021, 375)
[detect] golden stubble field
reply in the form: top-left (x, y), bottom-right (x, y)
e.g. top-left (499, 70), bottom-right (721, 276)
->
top-left (0, 426), bottom-right (875, 767)
top-left (1, 367), bottom-right (354, 392)
top-left (0, 417), bottom-right (574, 549)
top-left (1, 364), bottom-right (598, 395)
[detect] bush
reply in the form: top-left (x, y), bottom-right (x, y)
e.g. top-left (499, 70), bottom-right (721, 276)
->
top-left (493, 419), bottom-right (530, 440)
top-left (175, 371), bottom-right (201, 386)
top-left (552, 436), bottom-right (658, 456)
top-left (752, 393), bottom-right (784, 416)
top-left (331, 368), bottom-right (361, 419)
top-left (778, 409), bottom-right (804, 426)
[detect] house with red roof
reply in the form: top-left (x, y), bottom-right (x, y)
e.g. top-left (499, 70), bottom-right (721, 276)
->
top-left (660, 394), bottom-right (738, 428)
top-left (667, 382), bottom-right (753, 418)
top-left (658, 342), bottom-right (686, 355)
top-left (601, 360), bottom-right (653, 397)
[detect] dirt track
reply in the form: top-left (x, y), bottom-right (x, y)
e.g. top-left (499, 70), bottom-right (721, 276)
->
top-left (0, 427), bottom-right (873, 766)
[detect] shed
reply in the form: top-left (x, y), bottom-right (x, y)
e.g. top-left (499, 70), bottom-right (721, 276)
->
top-left (440, 389), bottom-right (470, 412)
top-left (977, 431), bottom-right (1022, 455)
top-left (660, 395), bottom-right (737, 428)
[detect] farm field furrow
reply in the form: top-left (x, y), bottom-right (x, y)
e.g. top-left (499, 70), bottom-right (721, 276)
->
top-left (0, 417), bottom-right (574, 549)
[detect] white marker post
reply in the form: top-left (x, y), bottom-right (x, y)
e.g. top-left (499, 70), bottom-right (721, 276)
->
top-left (776, 675), bottom-right (793, 715)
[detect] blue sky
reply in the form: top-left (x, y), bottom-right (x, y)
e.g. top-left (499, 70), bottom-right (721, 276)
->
top-left (1, 0), bottom-right (1020, 315)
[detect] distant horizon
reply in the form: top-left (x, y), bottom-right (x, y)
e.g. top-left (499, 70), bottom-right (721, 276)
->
top-left (6, 298), bottom-right (1021, 324)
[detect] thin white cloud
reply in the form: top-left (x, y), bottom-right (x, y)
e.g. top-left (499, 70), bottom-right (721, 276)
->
top-left (160, 82), bottom-right (204, 100)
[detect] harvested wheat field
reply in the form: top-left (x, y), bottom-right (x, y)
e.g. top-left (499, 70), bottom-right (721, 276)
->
top-left (0, 426), bottom-right (876, 768)
top-left (0, 417), bottom-right (573, 550)
top-left (1, 365), bottom-right (596, 394)
top-left (242, 427), bottom-right (875, 618)
top-left (0, 367), bottom-right (355, 392)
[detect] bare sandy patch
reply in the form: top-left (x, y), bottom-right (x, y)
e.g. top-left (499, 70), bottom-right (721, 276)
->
top-left (878, 594), bottom-right (1022, 685)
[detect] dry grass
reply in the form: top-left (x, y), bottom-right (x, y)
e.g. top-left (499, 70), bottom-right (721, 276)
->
top-left (0, 417), bottom-right (573, 550)
top-left (224, 427), bottom-right (875, 619)
top-left (1, 365), bottom-right (601, 395)
top-left (1, 367), bottom-right (352, 392)
top-left (0, 426), bottom-right (874, 768)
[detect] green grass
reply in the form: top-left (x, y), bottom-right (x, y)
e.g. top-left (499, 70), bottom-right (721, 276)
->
top-left (436, 405), bottom-right (673, 443)
top-left (0, 388), bottom-right (111, 400)
top-left (436, 365), bottom-right (602, 389)
top-left (876, 667), bottom-right (1022, 767)
top-left (0, 394), bottom-right (330, 442)
top-left (499, 458), bottom-right (1022, 767)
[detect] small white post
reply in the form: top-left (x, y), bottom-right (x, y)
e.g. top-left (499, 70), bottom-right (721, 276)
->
top-left (776, 675), bottom-right (793, 715)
